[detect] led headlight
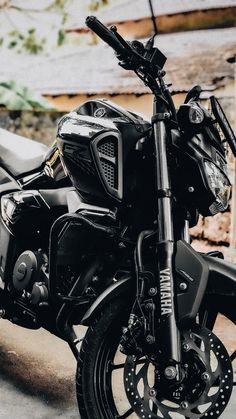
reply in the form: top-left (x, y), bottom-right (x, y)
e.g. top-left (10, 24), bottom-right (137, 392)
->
top-left (189, 104), bottom-right (204, 124)
top-left (204, 161), bottom-right (231, 215)
top-left (177, 102), bottom-right (205, 133)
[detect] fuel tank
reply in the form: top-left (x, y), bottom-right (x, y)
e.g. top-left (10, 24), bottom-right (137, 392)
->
top-left (57, 99), bottom-right (151, 205)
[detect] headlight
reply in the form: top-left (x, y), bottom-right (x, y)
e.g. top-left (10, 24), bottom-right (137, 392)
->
top-left (189, 104), bottom-right (204, 124)
top-left (204, 161), bottom-right (231, 214)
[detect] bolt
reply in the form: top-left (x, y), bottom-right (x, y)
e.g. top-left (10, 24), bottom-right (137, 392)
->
top-left (201, 372), bottom-right (210, 382)
top-left (164, 366), bottom-right (177, 380)
top-left (118, 242), bottom-right (126, 249)
top-left (149, 388), bottom-right (157, 397)
top-left (182, 343), bottom-right (190, 352)
top-left (158, 70), bottom-right (166, 77)
top-left (179, 282), bottom-right (187, 291)
top-left (178, 385), bottom-right (184, 391)
top-left (149, 287), bottom-right (157, 296)
top-left (146, 335), bottom-right (155, 344)
top-left (181, 401), bottom-right (189, 409)
top-left (188, 186), bottom-right (194, 193)
top-left (145, 302), bottom-right (154, 311)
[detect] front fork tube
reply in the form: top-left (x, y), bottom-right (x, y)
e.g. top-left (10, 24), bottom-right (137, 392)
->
top-left (153, 118), bottom-right (181, 369)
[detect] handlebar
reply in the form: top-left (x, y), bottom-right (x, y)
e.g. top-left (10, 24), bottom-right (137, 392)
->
top-left (86, 16), bottom-right (176, 121)
top-left (86, 16), bottom-right (128, 57)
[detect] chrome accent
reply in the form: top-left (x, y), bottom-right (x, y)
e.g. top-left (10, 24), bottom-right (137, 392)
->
top-left (183, 220), bottom-right (191, 244)
top-left (18, 171), bottom-right (44, 187)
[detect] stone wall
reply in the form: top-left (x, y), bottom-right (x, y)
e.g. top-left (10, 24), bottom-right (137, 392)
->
top-left (0, 110), bottom-right (64, 147)
top-left (190, 212), bottom-right (231, 245)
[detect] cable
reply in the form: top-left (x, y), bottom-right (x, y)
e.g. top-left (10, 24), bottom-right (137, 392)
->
top-left (148, 0), bottom-right (158, 35)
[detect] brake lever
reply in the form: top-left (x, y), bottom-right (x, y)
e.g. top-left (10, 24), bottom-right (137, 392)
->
top-left (110, 25), bottom-right (149, 66)
top-left (111, 25), bottom-right (165, 77)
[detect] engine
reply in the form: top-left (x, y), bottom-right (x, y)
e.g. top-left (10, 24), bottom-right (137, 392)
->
top-left (12, 250), bottom-right (49, 305)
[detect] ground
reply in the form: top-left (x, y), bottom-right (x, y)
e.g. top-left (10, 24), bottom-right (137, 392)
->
top-left (0, 316), bottom-right (234, 418)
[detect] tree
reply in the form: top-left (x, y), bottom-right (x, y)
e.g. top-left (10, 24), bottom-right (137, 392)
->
top-left (0, 0), bottom-right (72, 53)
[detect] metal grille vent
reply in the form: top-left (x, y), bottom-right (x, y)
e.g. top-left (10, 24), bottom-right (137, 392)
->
top-left (97, 137), bottom-right (118, 190)
top-left (101, 160), bottom-right (115, 188)
top-left (97, 140), bottom-right (115, 158)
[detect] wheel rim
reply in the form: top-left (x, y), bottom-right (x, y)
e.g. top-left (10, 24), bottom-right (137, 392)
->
top-left (89, 319), bottom-right (233, 419)
top-left (124, 326), bottom-right (233, 418)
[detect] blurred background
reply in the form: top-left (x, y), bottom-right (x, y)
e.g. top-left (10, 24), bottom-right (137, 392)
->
top-left (0, 2), bottom-right (235, 417)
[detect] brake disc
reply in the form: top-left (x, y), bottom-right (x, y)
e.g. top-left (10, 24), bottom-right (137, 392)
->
top-left (124, 325), bottom-right (233, 418)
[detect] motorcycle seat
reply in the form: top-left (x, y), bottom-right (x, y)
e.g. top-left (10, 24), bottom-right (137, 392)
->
top-left (0, 128), bottom-right (49, 177)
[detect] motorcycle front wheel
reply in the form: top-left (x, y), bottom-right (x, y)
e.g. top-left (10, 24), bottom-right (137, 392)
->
top-left (76, 296), bottom-right (131, 419)
top-left (76, 296), bottom-right (235, 419)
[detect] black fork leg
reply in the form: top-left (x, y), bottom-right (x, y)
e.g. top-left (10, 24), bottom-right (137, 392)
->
top-left (153, 98), bottom-right (181, 369)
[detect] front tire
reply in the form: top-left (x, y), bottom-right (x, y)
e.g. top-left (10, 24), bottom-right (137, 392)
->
top-left (76, 297), bottom-right (131, 419)
top-left (76, 296), bottom-right (235, 419)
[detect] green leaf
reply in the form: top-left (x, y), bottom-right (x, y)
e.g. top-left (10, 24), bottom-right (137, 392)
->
top-left (0, 85), bottom-right (32, 110)
top-left (57, 29), bottom-right (66, 46)
top-left (8, 30), bottom-right (19, 37)
top-left (62, 12), bottom-right (68, 25)
top-left (0, 81), bottom-right (55, 110)
top-left (8, 41), bottom-right (17, 49)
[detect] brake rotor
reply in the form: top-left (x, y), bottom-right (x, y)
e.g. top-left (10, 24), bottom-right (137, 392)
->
top-left (124, 325), bottom-right (233, 418)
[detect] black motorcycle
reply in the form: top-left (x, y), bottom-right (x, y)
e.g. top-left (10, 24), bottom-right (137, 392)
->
top-left (0, 16), bottom-right (235, 419)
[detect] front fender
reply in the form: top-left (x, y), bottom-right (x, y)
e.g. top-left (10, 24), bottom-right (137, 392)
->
top-left (81, 277), bottom-right (133, 326)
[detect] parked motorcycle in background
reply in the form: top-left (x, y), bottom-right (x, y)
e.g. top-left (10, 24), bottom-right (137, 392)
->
top-left (0, 15), bottom-right (234, 419)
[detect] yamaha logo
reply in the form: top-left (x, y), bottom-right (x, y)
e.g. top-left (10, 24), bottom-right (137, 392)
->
top-left (94, 107), bottom-right (106, 118)
top-left (159, 268), bottom-right (173, 316)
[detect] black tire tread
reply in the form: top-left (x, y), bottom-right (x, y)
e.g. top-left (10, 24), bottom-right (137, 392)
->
top-left (76, 298), bottom-right (128, 419)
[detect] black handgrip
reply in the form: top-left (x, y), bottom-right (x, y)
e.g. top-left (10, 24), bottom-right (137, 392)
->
top-left (86, 16), bottom-right (127, 57)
